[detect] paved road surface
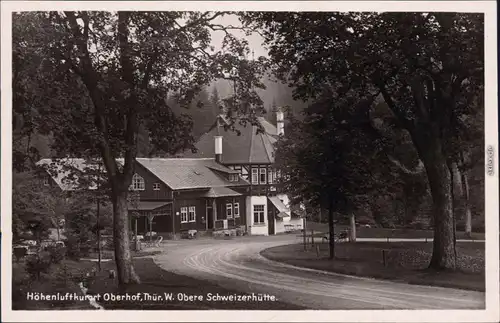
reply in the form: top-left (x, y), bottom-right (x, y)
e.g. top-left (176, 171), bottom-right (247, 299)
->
top-left (154, 235), bottom-right (485, 310)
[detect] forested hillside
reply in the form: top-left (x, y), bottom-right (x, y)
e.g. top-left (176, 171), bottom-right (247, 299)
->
top-left (17, 73), bottom-right (307, 160)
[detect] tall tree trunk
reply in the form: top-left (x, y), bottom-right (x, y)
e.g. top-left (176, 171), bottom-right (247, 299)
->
top-left (349, 213), bottom-right (356, 242)
top-left (417, 137), bottom-right (456, 270)
top-left (461, 171), bottom-right (472, 236)
top-left (63, 11), bottom-right (141, 285)
top-left (448, 162), bottom-right (458, 262)
top-left (328, 202), bottom-right (335, 259)
top-left (450, 162), bottom-right (465, 230)
top-left (112, 190), bottom-right (140, 286)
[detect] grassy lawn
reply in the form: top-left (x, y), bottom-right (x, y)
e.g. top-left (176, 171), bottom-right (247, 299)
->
top-left (305, 222), bottom-right (485, 240)
top-left (261, 241), bottom-right (485, 292)
top-left (87, 258), bottom-right (303, 310)
top-left (85, 249), bottom-right (163, 260)
top-left (14, 254), bottom-right (302, 310)
top-left (12, 259), bottom-right (98, 310)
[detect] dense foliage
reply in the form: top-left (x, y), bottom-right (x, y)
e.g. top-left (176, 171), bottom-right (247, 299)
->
top-left (244, 12), bottom-right (484, 269)
top-left (13, 11), bottom-right (269, 285)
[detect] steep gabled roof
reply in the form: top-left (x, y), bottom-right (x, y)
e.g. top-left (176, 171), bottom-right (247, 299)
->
top-left (39, 157), bottom-right (249, 192)
top-left (135, 158), bottom-right (249, 190)
top-left (183, 115), bottom-right (278, 164)
top-left (36, 158), bottom-right (101, 191)
top-left (200, 186), bottom-right (243, 198)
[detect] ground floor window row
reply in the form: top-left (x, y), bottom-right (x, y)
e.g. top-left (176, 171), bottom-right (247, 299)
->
top-left (253, 204), bottom-right (265, 224)
top-left (225, 202), bottom-right (240, 219)
top-left (180, 206), bottom-right (196, 223)
top-left (133, 199), bottom-right (284, 226)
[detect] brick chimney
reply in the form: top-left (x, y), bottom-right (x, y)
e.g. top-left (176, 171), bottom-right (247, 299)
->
top-left (215, 136), bottom-right (222, 163)
top-left (276, 107), bottom-right (284, 136)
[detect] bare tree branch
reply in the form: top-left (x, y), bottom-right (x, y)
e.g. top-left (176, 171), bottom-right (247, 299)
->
top-left (64, 11), bottom-right (119, 181)
top-left (387, 155), bottom-right (425, 175)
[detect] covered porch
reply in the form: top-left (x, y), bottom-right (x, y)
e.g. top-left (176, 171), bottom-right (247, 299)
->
top-left (129, 201), bottom-right (173, 238)
top-left (201, 187), bottom-right (244, 232)
top-left (267, 196), bottom-right (307, 234)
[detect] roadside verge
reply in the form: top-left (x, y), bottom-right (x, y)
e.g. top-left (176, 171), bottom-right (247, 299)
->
top-left (260, 242), bottom-right (485, 292)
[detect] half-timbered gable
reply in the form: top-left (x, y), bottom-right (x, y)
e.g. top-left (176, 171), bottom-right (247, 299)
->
top-left (183, 111), bottom-right (304, 236)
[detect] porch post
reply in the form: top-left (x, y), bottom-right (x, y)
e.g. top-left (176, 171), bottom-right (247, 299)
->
top-left (134, 217), bottom-right (138, 251)
top-left (212, 198), bottom-right (217, 230)
top-left (232, 197), bottom-right (235, 226)
top-left (172, 193), bottom-right (176, 239)
top-left (147, 214), bottom-right (155, 242)
top-left (205, 199), bottom-right (209, 231)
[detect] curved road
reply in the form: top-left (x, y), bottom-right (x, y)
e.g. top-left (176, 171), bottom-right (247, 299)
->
top-left (154, 235), bottom-right (485, 310)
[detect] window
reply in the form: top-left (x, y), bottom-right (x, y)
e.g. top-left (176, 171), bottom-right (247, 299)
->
top-left (234, 203), bottom-right (240, 217)
top-left (188, 206), bottom-right (196, 222)
top-left (229, 174), bottom-right (238, 182)
top-left (131, 173), bottom-right (145, 191)
top-left (268, 169), bottom-right (274, 184)
top-left (234, 166), bottom-right (243, 177)
top-left (180, 207), bottom-right (188, 223)
top-left (251, 168), bottom-right (259, 184)
top-left (153, 183), bottom-right (160, 191)
top-left (253, 204), bottom-right (265, 224)
top-left (43, 177), bottom-right (50, 186)
top-left (259, 168), bottom-right (267, 184)
top-left (226, 203), bottom-right (233, 218)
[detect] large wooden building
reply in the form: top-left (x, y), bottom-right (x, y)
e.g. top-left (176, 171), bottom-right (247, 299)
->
top-left (38, 157), bottom-right (251, 238)
top-left (126, 158), bottom-right (249, 238)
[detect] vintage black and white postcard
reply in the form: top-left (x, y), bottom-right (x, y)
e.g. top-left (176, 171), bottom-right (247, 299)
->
top-left (1, 1), bottom-right (498, 322)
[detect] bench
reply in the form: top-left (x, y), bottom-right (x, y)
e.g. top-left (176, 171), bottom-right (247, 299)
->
top-left (181, 230), bottom-right (198, 239)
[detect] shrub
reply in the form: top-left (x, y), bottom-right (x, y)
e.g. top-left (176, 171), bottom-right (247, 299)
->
top-left (25, 252), bottom-right (52, 280)
top-left (412, 222), bottom-right (426, 230)
top-left (80, 243), bottom-right (92, 257)
top-left (55, 262), bottom-right (73, 284)
top-left (456, 223), bottom-right (465, 232)
top-left (64, 235), bottom-right (82, 260)
top-left (46, 246), bottom-right (66, 264)
top-left (13, 246), bottom-right (28, 262)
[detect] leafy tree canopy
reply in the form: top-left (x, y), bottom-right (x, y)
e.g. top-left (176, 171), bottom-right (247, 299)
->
top-left (245, 12), bottom-right (484, 269)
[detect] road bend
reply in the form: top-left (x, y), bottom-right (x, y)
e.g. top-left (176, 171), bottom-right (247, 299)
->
top-left (153, 235), bottom-right (485, 310)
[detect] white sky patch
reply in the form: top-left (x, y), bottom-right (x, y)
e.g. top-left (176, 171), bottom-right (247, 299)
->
top-left (210, 14), bottom-right (268, 58)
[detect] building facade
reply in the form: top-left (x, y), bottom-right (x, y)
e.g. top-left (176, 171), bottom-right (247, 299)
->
top-left (126, 158), bottom-right (249, 238)
top-left (38, 157), bottom-right (251, 238)
top-left (183, 110), bottom-right (303, 235)
top-left (38, 111), bottom-right (303, 238)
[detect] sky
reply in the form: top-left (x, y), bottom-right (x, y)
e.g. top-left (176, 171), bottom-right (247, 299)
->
top-left (209, 14), bottom-right (269, 59)
top-left (204, 14), bottom-right (285, 111)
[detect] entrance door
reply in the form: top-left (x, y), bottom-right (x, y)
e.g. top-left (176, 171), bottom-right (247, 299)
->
top-left (207, 207), bottom-right (214, 230)
top-left (268, 207), bottom-right (275, 235)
